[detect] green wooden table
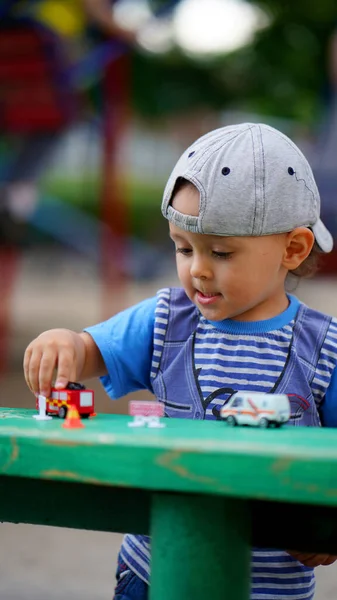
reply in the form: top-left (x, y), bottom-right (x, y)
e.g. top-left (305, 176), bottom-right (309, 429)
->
top-left (1, 408), bottom-right (337, 599)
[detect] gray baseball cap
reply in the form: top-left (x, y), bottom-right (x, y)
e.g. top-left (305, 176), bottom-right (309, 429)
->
top-left (162, 122), bottom-right (333, 253)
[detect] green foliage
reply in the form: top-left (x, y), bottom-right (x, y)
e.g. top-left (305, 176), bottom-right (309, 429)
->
top-left (131, 0), bottom-right (337, 124)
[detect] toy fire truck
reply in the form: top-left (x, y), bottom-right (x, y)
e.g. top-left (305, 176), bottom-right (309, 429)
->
top-left (35, 382), bottom-right (95, 419)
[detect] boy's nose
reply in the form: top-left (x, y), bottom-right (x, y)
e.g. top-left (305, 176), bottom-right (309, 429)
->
top-left (190, 256), bottom-right (212, 280)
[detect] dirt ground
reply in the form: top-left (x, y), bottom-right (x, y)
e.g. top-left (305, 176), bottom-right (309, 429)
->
top-left (1, 247), bottom-right (337, 599)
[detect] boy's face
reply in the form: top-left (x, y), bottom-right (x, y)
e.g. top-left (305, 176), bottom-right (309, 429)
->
top-left (169, 184), bottom-right (290, 322)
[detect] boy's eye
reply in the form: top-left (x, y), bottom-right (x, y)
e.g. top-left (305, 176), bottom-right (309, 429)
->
top-left (212, 251), bottom-right (233, 259)
top-left (176, 248), bottom-right (192, 255)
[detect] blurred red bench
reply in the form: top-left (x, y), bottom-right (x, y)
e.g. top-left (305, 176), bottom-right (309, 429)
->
top-left (0, 23), bottom-right (78, 133)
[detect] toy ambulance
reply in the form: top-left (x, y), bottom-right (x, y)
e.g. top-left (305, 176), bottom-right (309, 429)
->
top-left (220, 392), bottom-right (290, 428)
top-left (35, 382), bottom-right (95, 419)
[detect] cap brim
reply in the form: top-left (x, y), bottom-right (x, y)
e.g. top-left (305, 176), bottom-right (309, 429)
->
top-left (311, 219), bottom-right (334, 253)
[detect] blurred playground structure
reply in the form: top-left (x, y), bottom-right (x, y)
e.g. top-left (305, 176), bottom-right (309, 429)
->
top-left (0, 0), bottom-right (180, 377)
top-left (1, 0), bottom-right (337, 377)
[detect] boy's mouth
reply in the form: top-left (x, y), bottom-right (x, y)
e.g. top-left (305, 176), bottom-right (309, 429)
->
top-left (196, 290), bottom-right (221, 305)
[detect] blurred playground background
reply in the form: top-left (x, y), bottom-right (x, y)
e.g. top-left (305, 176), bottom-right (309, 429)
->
top-left (1, 1), bottom-right (337, 598)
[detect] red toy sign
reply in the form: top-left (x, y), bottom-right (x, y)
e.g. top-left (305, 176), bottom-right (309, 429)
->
top-left (128, 401), bottom-right (165, 428)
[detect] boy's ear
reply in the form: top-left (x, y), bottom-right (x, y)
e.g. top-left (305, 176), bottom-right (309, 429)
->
top-left (282, 227), bottom-right (315, 270)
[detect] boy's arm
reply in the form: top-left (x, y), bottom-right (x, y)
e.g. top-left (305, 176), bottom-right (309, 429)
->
top-left (79, 332), bottom-right (107, 380)
top-left (24, 296), bottom-right (157, 399)
top-left (319, 365), bottom-right (337, 427)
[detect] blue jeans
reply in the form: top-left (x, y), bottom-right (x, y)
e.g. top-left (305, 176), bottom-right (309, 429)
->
top-left (113, 555), bottom-right (148, 600)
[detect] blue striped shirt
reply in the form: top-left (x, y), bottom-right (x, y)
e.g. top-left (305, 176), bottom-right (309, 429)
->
top-left (85, 291), bottom-right (337, 598)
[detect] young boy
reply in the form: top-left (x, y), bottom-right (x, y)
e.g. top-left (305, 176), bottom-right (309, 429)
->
top-left (24, 122), bottom-right (337, 600)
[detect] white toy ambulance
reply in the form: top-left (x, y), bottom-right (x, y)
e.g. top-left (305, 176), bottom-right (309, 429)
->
top-left (220, 392), bottom-right (290, 428)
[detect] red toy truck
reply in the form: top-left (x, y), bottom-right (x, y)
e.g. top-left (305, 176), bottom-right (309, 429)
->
top-left (35, 382), bottom-right (95, 419)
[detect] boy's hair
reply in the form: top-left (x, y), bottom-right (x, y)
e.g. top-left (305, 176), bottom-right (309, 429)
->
top-left (162, 123), bottom-right (333, 255)
top-left (171, 176), bottom-right (321, 280)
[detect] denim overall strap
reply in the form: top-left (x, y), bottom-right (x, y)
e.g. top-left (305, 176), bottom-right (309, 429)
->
top-left (274, 304), bottom-right (332, 426)
top-left (151, 288), bottom-right (204, 419)
top-left (166, 288), bottom-right (200, 342)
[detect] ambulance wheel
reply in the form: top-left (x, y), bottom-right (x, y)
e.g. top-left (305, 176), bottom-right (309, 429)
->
top-left (259, 417), bottom-right (269, 428)
top-left (226, 415), bottom-right (237, 427)
top-left (58, 406), bottom-right (67, 419)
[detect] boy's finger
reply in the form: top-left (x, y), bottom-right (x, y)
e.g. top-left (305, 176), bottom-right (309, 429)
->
top-left (322, 555), bottom-right (337, 566)
top-left (300, 554), bottom-right (329, 567)
top-left (38, 348), bottom-right (58, 397)
top-left (54, 348), bottom-right (76, 390)
top-left (306, 554), bottom-right (327, 566)
top-left (288, 551), bottom-right (313, 561)
top-left (27, 347), bottom-right (43, 395)
top-left (288, 551), bottom-right (336, 567)
top-left (23, 346), bottom-right (33, 391)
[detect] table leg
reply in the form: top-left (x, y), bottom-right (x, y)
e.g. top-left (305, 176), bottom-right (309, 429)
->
top-left (150, 493), bottom-right (251, 600)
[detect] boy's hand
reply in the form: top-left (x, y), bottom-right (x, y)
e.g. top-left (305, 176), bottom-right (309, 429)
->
top-left (23, 329), bottom-right (87, 397)
top-left (288, 550), bottom-right (337, 567)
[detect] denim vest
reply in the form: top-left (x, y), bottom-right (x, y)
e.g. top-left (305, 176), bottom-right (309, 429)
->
top-left (151, 288), bottom-right (332, 427)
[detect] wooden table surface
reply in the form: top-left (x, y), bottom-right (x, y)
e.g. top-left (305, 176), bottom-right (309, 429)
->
top-left (1, 408), bottom-right (337, 503)
top-left (1, 408), bottom-right (337, 600)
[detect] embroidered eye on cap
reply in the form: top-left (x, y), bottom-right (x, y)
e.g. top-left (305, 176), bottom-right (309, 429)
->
top-left (161, 122), bottom-right (333, 253)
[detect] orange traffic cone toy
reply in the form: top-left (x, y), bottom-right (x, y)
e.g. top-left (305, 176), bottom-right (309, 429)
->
top-left (62, 404), bottom-right (84, 429)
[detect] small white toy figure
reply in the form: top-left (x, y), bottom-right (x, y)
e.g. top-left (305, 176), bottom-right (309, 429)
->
top-left (128, 401), bottom-right (165, 428)
top-left (33, 394), bottom-right (52, 420)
